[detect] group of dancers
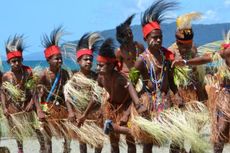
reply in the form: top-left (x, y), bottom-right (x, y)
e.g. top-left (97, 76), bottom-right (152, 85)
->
top-left (0, 0), bottom-right (230, 153)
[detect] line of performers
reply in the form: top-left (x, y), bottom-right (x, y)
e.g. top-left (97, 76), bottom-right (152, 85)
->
top-left (0, 0), bottom-right (229, 153)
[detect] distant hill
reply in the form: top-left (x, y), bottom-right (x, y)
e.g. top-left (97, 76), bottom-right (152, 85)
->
top-left (100, 22), bottom-right (230, 47)
top-left (21, 22), bottom-right (230, 60)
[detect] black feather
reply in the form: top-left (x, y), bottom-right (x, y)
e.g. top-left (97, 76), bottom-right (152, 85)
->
top-left (98, 38), bottom-right (116, 58)
top-left (141, 0), bottom-right (178, 26)
top-left (5, 34), bottom-right (25, 53)
top-left (42, 26), bottom-right (64, 48)
top-left (77, 33), bottom-right (90, 50)
top-left (116, 14), bottom-right (135, 44)
top-left (77, 32), bottom-right (102, 53)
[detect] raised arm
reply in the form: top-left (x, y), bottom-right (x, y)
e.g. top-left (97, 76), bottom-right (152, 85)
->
top-left (172, 53), bottom-right (213, 67)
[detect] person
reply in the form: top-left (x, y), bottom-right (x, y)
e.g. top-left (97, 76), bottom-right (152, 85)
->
top-left (96, 38), bottom-right (145, 153)
top-left (169, 12), bottom-right (207, 103)
top-left (115, 14), bottom-right (144, 75)
top-left (37, 27), bottom-right (71, 153)
top-left (64, 32), bottom-right (103, 153)
top-left (134, 0), bottom-right (182, 153)
top-left (1, 35), bottom-right (44, 153)
top-left (172, 30), bottom-right (230, 153)
top-left (0, 71), bottom-right (2, 86)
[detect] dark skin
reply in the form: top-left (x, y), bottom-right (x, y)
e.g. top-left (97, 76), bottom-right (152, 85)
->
top-left (1, 57), bottom-right (41, 116)
top-left (172, 47), bottom-right (230, 68)
top-left (66, 55), bottom-right (96, 127)
top-left (172, 40), bottom-right (208, 102)
top-left (68, 55), bottom-right (98, 121)
top-left (97, 62), bottom-right (141, 109)
top-left (135, 29), bottom-right (181, 153)
top-left (135, 29), bottom-right (179, 96)
top-left (75, 54), bottom-right (102, 153)
top-left (38, 54), bottom-right (70, 112)
top-left (172, 46), bottom-right (230, 153)
top-left (97, 61), bottom-right (142, 153)
top-left (37, 53), bottom-right (71, 153)
top-left (0, 70), bottom-right (2, 87)
top-left (176, 41), bottom-right (197, 59)
top-left (116, 27), bottom-right (145, 74)
top-left (172, 45), bottom-right (230, 88)
top-left (0, 57), bottom-right (43, 153)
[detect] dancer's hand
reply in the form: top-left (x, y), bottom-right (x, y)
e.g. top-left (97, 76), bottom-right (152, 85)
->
top-left (136, 103), bottom-right (148, 115)
top-left (25, 103), bottom-right (34, 112)
top-left (174, 93), bottom-right (184, 108)
top-left (171, 59), bottom-right (186, 68)
top-left (3, 109), bottom-right (10, 118)
top-left (68, 112), bottom-right (76, 123)
top-left (77, 115), bottom-right (86, 127)
top-left (38, 111), bottom-right (46, 122)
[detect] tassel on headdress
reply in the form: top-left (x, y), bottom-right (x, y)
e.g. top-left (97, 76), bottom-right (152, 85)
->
top-left (141, 0), bottom-right (178, 38)
top-left (76, 32), bottom-right (102, 59)
top-left (116, 14), bottom-right (135, 44)
top-left (5, 35), bottom-right (25, 61)
top-left (42, 26), bottom-right (64, 59)
top-left (176, 12), bottom-right (202, 43)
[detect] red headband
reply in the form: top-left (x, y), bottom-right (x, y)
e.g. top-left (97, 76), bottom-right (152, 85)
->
top-left (7, 51), bottom-right (22, 60)
top-left (44, 45), bottom-right (61, 59)
top-left (76, 49), bottom-right (93, 59)
top-left (97, 55), bottom-right (117, 63)
top-left (222, 43), bottom-right (230, 50)
top-left (177, 39), bottom-right (193, 44)
top-left (142, 21), bottom-right (161, 38)
top-left (97, 55), bottom-right (122, 71)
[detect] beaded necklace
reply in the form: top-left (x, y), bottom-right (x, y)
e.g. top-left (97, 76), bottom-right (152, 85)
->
top-left (142, 48), bottom-right (166, 111)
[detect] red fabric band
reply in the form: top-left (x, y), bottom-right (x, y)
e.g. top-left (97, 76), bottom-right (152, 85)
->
top-left (76, 49), bottom-right (93, 59)
top-left (97, 55), bottom-right (122, 71)
top-left (44, 45), bottom-right (61, 59)
top-left (222, 43), bottom-right (230, 50)
top-left (161, 47), bottom-right (175, 61)
top-left (7, 51), bottom-right (22, 60)
top-left (176, 39), bottom-right (193, 44)
top-left (142, 21), bottom-right (161, 38)
top-left (97, 55), bottom-right (117, 63)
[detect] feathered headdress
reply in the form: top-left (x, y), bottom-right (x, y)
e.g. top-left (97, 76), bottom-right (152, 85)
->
top-left (97, 38), bottom-right (122, 71)
top-left (116, 14), bottom-right (135, 44)
top-left (97, 38), bottom-right (116, 59)
top-left (176, 12), bottom-right (202, 43)
top-left (42, 26), bottom-right (64, 59)
top-left (5, 35), bottom-right (25, 61)
top-left (221, 30), bottom-right (230, 50)
top-left (76, 32), bottom-right (102, 59)
top-left (141, 0), bottom-right (178, 38)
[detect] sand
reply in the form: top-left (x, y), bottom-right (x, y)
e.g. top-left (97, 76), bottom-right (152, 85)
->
top-left (1, 137), bottom-right (230, 153)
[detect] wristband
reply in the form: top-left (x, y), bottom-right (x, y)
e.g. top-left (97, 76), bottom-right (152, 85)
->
top-left (182, 59), bottom-right (187, 65)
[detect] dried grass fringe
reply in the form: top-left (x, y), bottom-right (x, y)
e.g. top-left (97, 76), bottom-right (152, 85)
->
top-left (64, 73), bottom-right (104, 112)
top-left (130, 102), bottom-right (210, 152)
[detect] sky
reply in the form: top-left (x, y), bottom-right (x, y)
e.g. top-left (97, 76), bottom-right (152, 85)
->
top-left (0, 0), bottom-right (230, 60)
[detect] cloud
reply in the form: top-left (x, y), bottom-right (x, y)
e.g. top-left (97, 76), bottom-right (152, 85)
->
top-left (224, 0), bottom-right (230, 6)
top-left (202, 10), bottom-right (219, 23)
